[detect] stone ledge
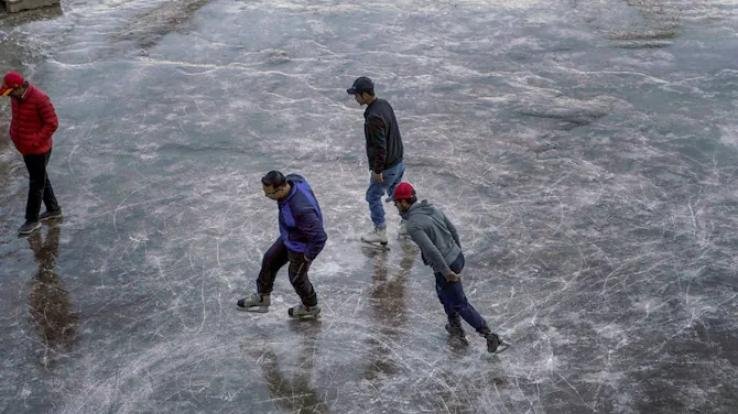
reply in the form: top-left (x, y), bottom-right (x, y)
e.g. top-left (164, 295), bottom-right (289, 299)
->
top-left (3, 0), bottom-right (60, 13)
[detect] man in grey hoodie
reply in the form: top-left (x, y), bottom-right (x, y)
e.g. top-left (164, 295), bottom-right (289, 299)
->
top-left (392, 182), bottom-right (505, 353)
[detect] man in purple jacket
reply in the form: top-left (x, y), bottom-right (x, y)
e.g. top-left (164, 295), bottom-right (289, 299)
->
top-left (237, 171), bottom-right (327, 318)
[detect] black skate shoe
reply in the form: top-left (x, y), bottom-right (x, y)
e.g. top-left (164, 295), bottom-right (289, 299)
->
top-left (485, 332), bottom-right (509, 354)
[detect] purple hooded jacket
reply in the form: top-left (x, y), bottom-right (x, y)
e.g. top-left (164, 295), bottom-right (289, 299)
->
top-left (278, 174), bottom-right (327, 260)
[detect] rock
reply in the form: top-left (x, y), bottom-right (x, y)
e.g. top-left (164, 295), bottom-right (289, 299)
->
top-left (3, 0), bottom-right (60, 13)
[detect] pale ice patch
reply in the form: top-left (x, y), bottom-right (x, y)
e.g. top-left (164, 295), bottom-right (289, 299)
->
top-left (719, 122), bottom-right (738, 147)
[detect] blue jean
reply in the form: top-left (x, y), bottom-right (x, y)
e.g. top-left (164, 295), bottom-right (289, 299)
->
top-left (434, 253), bottom-right (490, 334)
top-left (365, 161), bottom-right (405, 228)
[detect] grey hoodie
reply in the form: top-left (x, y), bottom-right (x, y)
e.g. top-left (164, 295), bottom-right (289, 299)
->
top-left (402, 200), bottom-right (462, 275)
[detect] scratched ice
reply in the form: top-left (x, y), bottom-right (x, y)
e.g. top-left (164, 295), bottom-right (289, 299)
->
top-left (1, 1), bottom-right (737, 412)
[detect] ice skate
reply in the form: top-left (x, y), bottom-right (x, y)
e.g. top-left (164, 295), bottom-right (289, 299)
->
top-left (236, 293), bottom-right (270, 313)
top-left (287, 303), bottom-right (321, 319)
top-left (360, 227), bottom-right (388, 248)
top-left (360, 240), bottom-right (390, 252)
top-left (445, 316), bottom-right (469, 345)
top-left (485, 332), bottom-right (509, 354)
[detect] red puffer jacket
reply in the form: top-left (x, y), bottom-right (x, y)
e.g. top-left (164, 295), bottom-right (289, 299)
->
top-left (9, 84), bottom-right (59, 155)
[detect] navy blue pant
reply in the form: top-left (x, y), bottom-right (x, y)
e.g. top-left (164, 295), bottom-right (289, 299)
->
top-left (434, 253), bottom-right (490, 334)
top-left (256, 238), bottom-right (318, 307)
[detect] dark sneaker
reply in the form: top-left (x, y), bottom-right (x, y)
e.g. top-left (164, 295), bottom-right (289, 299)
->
top-left (39, 208), bottom-right (63, 221)
top-left (445, 323), bottom-right (466, 338)
top-left (18, 221), bottom-right (41, 236)
top-left (486, 332), bottom-right (509, 353)
top-left (445, 315), bottom-right (466, 338)
top-left (445, 324), bottom-right (469, 346)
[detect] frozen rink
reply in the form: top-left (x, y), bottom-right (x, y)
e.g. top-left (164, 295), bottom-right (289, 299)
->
top-left (1, 0), bottom-right (738, 412)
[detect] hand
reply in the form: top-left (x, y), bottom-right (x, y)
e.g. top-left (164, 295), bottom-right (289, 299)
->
top-left (371, 171), bottom-right (383, 183)
top-left (445, 271), bottom-right (460, 282)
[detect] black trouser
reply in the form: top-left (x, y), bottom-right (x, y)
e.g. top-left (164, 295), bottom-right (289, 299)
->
top-left (23, 150), bottom-right (60, 222)
top-left (256, 238), bottom-right (318, 307)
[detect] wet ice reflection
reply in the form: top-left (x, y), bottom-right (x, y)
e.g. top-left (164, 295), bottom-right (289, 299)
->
top-left (27, 223), bottom-right (78, 367)
top-left (1, 0), bottom-right (737, 412)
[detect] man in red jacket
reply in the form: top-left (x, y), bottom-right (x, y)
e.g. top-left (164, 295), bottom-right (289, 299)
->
top-left (1, 71), bottom-right (62, 236)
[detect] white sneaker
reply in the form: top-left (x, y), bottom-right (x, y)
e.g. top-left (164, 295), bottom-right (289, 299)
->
top-left (361, 227), bottom-right (388, 245)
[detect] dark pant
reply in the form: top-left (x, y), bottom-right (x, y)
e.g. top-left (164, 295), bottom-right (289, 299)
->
top-left (434, 253), bottom-right (490, 335)
top-left (23, 150), bottom-right (60, 222)
top-left (256, 238), bottom-right (318, 307)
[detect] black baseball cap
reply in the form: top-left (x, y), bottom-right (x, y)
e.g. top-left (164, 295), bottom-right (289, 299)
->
top-left (346, 76), bottom-right (374, 95)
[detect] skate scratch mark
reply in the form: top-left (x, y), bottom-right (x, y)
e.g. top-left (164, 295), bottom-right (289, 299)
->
top-left (687, 201), bottom-right (697, 236)
top-left (556, 372), bottom-right (587, 406)
top-left (590, 349), bottom-right (614, 411)
top-left (216, 239), bottom-right (222, 267)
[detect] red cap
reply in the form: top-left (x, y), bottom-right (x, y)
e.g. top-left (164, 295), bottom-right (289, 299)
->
top-left (1, 72), bottom-right (25, 96)
top-left (393, 182), bottom-right (416, 201)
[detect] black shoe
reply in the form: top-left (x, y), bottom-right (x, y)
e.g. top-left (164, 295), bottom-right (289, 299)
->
top-left (18, 221), bottom-right (41, 236)
top-left (445, 315), bottom-right (466, 338)
top-left (486, 333), bottom-right (502, 353)
top-left (39, 208), bottom-right (63, 221)
top-left (445, 315), bottom-right (468, 345)
top-left (445, 323), bottom-right (466, 337)
top-left (445, 323), bottom-right (469, 346)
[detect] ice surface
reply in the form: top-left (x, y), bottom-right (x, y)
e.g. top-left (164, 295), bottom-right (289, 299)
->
top-left (1, 0), bottom-right (737, 412)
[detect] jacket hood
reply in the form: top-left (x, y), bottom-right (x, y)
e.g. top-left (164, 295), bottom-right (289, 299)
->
top-left (285, 173), bottom-right (306, 186)
top-left (401, 199), bottom-right (434, 220)
top-left (281, 174), bottom-right (306, 203)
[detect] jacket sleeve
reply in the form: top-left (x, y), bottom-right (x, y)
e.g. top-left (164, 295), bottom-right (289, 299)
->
top-left (407, 223), bottom-right (452, 275)
top-left (444, 213), bottom-right (461, 249)
top-left (37, 95), bottom-right (59, 141)
top-left (295, 206), bottom-right (327, 260)
top-left (366, 115), bottom-right (386, 173)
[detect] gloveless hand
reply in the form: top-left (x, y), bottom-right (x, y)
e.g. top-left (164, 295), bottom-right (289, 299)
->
top-left (445, 271), bottom-right (460, 282)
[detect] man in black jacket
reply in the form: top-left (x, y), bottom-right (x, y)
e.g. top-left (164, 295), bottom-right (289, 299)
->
top-left (347, 77), bottom-right (405, 247)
